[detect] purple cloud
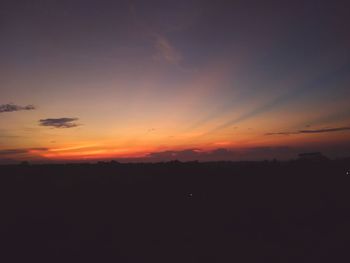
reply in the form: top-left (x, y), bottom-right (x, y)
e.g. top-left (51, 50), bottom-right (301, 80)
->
top-left (39, 118), bottom-right (79, 128)
top-left (0, 103), bottom-right (35, 113)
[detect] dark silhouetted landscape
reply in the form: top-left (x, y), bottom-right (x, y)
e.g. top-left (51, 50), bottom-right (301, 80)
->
top-left (1, 159), bottom-right (349, 262)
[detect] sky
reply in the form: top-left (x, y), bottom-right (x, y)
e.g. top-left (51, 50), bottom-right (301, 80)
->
top-left (1, 0), bottom-right (350, 163)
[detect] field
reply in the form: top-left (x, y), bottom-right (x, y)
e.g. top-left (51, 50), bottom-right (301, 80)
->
top-left (1, 160), bottom-right (349, 262)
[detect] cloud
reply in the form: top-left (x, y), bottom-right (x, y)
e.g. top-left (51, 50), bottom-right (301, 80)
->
top-left (0, 135), bottom-right (21, 138)
top-left (146, 128), bottom-right (156, 133)
top-left (145, 148), bottom-right (238, 162)
top-left (141, 146), bottom-right (296, 162)
top-left (266, 126), bottom-right (350, 136)
top-left (153, 34), bottom-right (182, 64)
top-left (298, 127), bottom-right (350, 133)
top-left (128, 2), bottom-right (183, 65)
top-left (0, 148), bottom-right (48, 156)
top-left (0, 103), bottom-right (35, 113)
top-left (0, 148), bottom-right (49, 163)
top-left (147, 149), bottom-right (202, 160)
top-left (265, 132), bottom-right (294, 136)
top-left (39, 118), bottom-right (79, 128)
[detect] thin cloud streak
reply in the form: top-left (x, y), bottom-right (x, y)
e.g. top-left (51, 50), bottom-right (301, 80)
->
top-left (153, 34), bottom-right (182, 64)
top-left (0, 148), bottom-right (48, 156)
top-left (0, 103), bottom-right (35, 113)
top-left (266, 126), bottom-right (350, 136)
top-left (142, 146), bottom-right (294, 162)
top-left (39, 118), bottom-right (79, 128)
top-left (128, 1), bottom-right (184, 65)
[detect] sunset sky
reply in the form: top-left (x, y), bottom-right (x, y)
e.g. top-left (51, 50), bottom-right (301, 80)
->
top-left (1, 0), bottom-right (350, 162)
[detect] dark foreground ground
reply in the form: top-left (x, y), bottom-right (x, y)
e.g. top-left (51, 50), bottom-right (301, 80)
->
top-left (0, 160), bottom-right (349, 262)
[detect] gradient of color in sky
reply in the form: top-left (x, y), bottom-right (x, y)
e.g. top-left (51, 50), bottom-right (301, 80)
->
top-left (1, 0), bottom-right (350, 163)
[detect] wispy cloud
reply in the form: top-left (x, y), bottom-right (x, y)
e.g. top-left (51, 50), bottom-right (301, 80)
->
top-left (147, 148), bottom-right (202, 160)
top-left (142, 146), bottom-right (294, 162)
top-left (39, 118), bottom-right (79, 128)
top-left (153, 34), bottom-right (182, 64)
top-left (266, 126), bottom-right (350, 136)
top-left (128, 2), bottom-right (183, 65)
top-left (0, 135), bottom-right (21, 138)
top-left (298, 127), bottom-right (350, 133)
top-left (0, 103), bottom-right (35, 113)
top-left (0, 148), bottom-right (48, 156)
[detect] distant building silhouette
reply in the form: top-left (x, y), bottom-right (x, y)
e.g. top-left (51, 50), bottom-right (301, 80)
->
top-left (297, 152), bottom-right (329, 162)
